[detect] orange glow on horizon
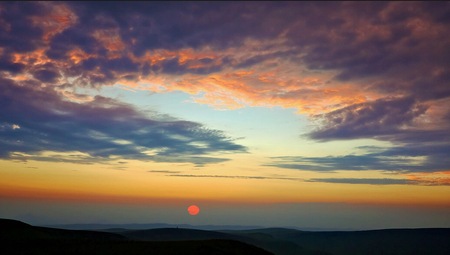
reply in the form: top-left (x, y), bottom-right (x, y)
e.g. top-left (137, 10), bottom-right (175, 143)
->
top-left (1, 169), bottom-right (449, 208)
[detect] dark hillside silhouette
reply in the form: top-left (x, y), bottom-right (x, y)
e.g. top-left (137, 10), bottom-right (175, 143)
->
top-left (223, 228), bottom-right (450, 255)
top-left (2, 219), bottom-right (450, 255)
top-left (114, 227), bottom-right (311, 255)
top-left (0, 219), bottom-right (274, 255)
top-left (0, 218), bottom-right (126, 240)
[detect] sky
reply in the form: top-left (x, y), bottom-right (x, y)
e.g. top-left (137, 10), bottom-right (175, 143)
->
top-left (0, 2), bottom-right (449, 230)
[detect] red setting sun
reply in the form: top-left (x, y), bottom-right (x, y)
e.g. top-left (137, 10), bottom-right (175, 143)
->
top-left (188, 205), bottom-right (199, 215)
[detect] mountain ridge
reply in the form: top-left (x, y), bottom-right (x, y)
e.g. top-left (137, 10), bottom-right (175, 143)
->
top-left (3, 218), bottom-right (450, 255)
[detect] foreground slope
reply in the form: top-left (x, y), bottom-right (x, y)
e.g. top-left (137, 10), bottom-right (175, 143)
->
top-left (111, 228), bottom-right (313, 255)
top-left (223, 228), bottom-right (450, 255)
top-left (0, 218), bottom-right (126, 240)
top-left (5, 218), bottom-right (449, 255)
top-left (0, 219), bottom-right (274, 255)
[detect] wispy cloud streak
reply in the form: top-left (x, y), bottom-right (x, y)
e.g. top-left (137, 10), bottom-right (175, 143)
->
top-left (168, 174), bottom-right (302, 181)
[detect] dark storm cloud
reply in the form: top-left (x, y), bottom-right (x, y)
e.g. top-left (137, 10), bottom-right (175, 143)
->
top-left (0, 77), bottom-right (246, 165)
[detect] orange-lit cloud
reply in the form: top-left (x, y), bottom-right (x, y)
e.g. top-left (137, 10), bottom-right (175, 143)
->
top-left (403, 171), bottom-right (450, 186)
top-left (113, 46), bottom-right (374, 115)
top-left (68, 48), bottom-right (98, 64)
top-left (93, 28), bottom-right (126, 53)
top-left (2, 1), bottom-right (450, 177)
top-left (2, 1), bottom-right (448, 140)
top-left (29, 3), bottom-right (77, 42)
top-left (5, 2), bottom-right (441, 117)
top-left (3, 3), bottom-right (450, 229)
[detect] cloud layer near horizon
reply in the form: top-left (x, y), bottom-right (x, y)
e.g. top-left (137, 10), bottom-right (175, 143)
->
top-left (0, 2), bottom-right (449, 176)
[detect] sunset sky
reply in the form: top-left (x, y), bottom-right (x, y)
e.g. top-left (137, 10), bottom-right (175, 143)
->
top-left (1, 2), bottom-right (449, 230)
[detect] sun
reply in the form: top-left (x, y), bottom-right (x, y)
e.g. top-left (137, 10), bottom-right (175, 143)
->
top-left (188, 205), bottom-right (199, 215)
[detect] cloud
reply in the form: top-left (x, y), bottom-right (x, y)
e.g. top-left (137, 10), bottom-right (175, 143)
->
top-left (148, 170), bottom-right (181, 174)
top-left (307, 174), bottom-right (450, 186)
top-left (3, 2), bottom-right (448, 114)
top-left (168, 174), bottom-right (302, 181)
top-left (32, 69), bottom-right (61, 83)
top-left (297, 93), bottom-right (450, 176)
top-left (306, 178), bottom-right (417, 185)
top-left (307, 97), bottom-right (450, 145)
top-left (0, 2), bottom-right (47, 53)
top-left (168, 174), bottom-right (450, 186)
top-left (0, 76), bottom-right (246, 165)
top-left (268, 142), bottom-right (450, 174)
top-left (402, 171), bottom-right (450, 186)
top-left (307, 97), bottom-right (429, 141)
top-left (267, 155), bottom-right (408, 172)
top-left (1, 2), bottom-right (450, 172)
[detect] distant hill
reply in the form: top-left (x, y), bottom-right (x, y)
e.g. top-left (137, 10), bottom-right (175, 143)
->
top-left (3, 218), bottom-right (450, 255)
top-left (116, 227), bottom-right (247, 241)
top-left (42, 222), bottom-right (350, 231)
top-left (0, 218), bottom-right (274, 255)
top-left (109, 227), bottom-right (311, 255)
top-left (42, 222), bottom-right (264, 231)
top-left (223, 228), bottom-right (450, 255)
top-left (0, 218), bottom-right (126, 240)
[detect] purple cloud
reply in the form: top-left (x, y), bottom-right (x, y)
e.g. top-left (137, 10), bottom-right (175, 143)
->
top-left (0, 76), bottom-right (246, 165)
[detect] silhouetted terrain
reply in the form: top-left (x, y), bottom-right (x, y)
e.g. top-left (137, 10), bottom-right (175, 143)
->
top-left (43, 223), bottom-right (264, 231)
top-left (2, 219), bottom-right (450, 255)
top-left (109, 228), bottom-right (312, 255)
top-left (0, 218), bottom-right (125, 240)
top-left (115, 228), bottom-right (245, 241)
top-left (222, 228), bottom-right (450, 255)
top-left (0, 219), bottom-right (273, 255)
top-left (44, 223), bottom-right (349, 232)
